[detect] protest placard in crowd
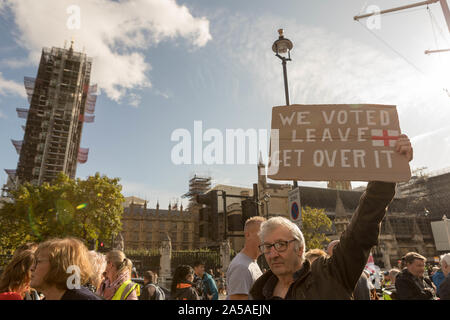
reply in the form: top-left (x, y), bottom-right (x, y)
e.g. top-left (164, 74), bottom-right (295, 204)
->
top-left (267, 104), bottom-right (411, 182)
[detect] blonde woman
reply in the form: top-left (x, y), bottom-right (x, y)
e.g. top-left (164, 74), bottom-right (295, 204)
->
top-left (30, 238), bottom-right (102, 300)
top-left (97, 250), bottom-right (139, 300)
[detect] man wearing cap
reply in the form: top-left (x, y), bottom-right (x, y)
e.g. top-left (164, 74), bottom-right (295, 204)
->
top-left (395, 252), bottom-right (437, 300)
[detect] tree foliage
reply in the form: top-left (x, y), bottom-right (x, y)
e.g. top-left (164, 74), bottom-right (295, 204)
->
top-left (0, 172), bottom-right (124, 253)
top-left (301, 206), bottom-right (333, 250)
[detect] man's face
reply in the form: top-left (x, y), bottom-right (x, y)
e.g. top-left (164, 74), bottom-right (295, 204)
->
top-left (442, 261), bottom-right (449, 277)
top-left (247, 222), bottom-right (263, 251)
top-left (30, 249), bottom-right (50, 291)
top-left (194, 264), bottom-right (205, 277)
top-left (407, 259), bottom-right (426, 277)
top-left (262, 226), bottom-right (303, 278)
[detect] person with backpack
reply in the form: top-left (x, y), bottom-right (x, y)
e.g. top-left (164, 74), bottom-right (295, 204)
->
top-left (140, 270), bottom-right (165, 300)
top-left (171, 265), bottom-right (199, 300)
top-left (193, 261), bottom-right (219, 300)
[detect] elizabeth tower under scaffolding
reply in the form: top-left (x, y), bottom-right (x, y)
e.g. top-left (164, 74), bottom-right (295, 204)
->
top-left (5, 43), bottom-right (97, 188)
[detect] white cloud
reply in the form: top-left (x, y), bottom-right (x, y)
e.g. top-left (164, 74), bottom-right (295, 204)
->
top-left (0, 72), bottom-right (26, 97)
top-left (3, 0), bottom-right (211, 102)
top-left (154, 88), bottom-right (171, 99)
top-left (128, 93), bottom-right (142, 108)
top-left (0, 57), bottom-right (32, 68)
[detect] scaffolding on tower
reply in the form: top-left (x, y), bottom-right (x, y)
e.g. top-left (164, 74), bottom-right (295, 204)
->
top-left (4, 45), bottom-right (97, 188)
top-left (84, 84), bottom-right (98, 114)
top-left (11, 140), bottom-right (23, 155)
top-left (79, 114), bottom-right (95, 123)
top-left (4, 169), bottom-right (16, 180)
top-left (24, 77), bottom-right (36, 103)
top-left (77, 148), bottom-right (89, 164)
top-left (182, 174), bottom-right (212, 205)
top-left (16, 108), bottom-right (29, 119)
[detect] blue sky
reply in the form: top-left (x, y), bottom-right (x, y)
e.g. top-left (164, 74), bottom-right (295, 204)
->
top-left (1, 0), bottom-right (450, 207)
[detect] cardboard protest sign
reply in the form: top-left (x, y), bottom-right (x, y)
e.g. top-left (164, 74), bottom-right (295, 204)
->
top-left (267, 104), bottom-right (411, 182)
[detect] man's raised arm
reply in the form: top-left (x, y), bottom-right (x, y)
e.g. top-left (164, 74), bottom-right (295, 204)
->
top-left (328, 134), bottom-right (413, 293)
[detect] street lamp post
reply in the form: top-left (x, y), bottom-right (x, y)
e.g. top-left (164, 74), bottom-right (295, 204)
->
top-left (443, 215), bottom-right (450, 251)
top-left (272, 29), bottom-right (298, 188)
top-left (263, 193), bottom-right (271, 219)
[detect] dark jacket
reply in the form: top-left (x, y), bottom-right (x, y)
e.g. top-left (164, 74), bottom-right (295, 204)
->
top-left (172, 282), bottom-right (200, 300)
top-left (139, 283), bottom-right (165, 300)
top-left (250, 181), bottom-right (395, 300)
top-left (395, 269), bottom-right (436, 300)
top-left (438, 275), bottom-right (450, 300)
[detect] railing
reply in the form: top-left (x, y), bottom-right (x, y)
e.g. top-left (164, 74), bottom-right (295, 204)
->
top-left (126, 250), bottom-right (238, 276)
top-left (171, 251), bottom-right (221, 273)
top-left (127, 253), bottom-right (161, 275)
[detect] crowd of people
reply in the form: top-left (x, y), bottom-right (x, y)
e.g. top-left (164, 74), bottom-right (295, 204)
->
top-left (0, 233), bottom-right (448, 300)
top-left (0, 134), bottom-right (449, 301)
top-left (0, 238), bottom-right (226, 300)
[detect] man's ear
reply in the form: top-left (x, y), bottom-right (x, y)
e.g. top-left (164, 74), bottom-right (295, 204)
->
top-left (298, 246), bottom-right (304, 258)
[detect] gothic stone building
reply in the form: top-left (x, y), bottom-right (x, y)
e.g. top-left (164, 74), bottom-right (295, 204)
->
top-left (121, 197), bottom-right (196, 251)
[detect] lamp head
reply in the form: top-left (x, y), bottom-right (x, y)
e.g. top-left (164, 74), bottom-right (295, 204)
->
top-left (272, 28), bottom-right (293, 56)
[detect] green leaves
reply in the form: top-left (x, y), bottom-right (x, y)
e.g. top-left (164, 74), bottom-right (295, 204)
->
top-left (0, 172), bottom-right (125, 253)
top-left (301, 206), bottom-right (333, 250)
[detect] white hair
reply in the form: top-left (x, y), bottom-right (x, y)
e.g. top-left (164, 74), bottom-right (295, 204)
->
top-left (258, 216), bottom-right (306, 258)
top-left (88, 250), bottom-right (107, 288)
top-left (441, 253), bottom-right (450, 267)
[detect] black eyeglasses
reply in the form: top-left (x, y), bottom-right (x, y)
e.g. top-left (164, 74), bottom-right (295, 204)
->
top-left (258, 239), bottom-right (297, 254)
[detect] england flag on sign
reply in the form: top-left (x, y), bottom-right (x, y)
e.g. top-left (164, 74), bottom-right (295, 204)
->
top-left (371, 129), bottom-right (399, 147)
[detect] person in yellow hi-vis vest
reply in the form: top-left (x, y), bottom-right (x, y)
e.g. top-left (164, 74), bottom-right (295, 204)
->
top-left (382, 269), bottom-right (400, 300)
top-left (97, 250), bottom-right (140, 300)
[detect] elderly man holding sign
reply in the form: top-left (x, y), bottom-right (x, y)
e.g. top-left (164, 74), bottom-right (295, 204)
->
top-left (250, 104), bottom-right (413, 300)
